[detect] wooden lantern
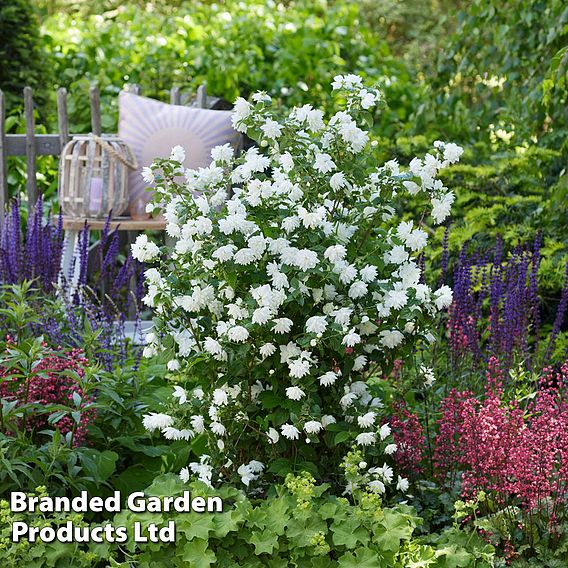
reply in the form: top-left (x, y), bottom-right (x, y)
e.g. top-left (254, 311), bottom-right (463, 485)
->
top-left (58, 134), bottom-right (137, 218)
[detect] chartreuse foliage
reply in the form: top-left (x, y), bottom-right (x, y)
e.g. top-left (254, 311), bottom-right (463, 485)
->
top-left (0, 474), bottom-right (495, 567)
top-left (103, 472), bottom-right (494, 567)
top-left (0, 487), bottom-right (101, 567)
top-left (377, 134), bottom-right (568, 297)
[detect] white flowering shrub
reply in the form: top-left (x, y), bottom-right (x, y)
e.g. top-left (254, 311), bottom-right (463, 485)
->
top-left (134, 75), bottom-right (461, 492)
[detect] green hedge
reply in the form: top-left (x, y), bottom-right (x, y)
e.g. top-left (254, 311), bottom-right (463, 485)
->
top-left (41, 0), bottom-right (416, 136)
top-left (0, 0), bottom-right (49, 113)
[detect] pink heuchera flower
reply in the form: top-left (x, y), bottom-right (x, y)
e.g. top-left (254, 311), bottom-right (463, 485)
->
top-left (435, 357), bottom-right (568, 517)
top-left (389, 400), bottom-right (426, 477)
top-left (0, 343), bottom-right (96, 446)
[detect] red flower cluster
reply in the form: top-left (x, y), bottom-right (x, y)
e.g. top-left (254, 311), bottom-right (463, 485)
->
top-left (0, 345), bottom-right (96, 446)
top-left (389, 400), bottom-right (426, 477)
top-left (432, 387), bottom-right (474, 484)
top-left (434, 357), bottom-right (568, 516)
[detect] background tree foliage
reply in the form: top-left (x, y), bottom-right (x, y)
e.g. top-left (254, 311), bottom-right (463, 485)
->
top-left (418, 0), bottom-right (568, 148)
top-left (0, 0), bottom-right (50, 112)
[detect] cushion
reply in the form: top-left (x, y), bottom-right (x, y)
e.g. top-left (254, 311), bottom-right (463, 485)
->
top-left (118, 91), bottom-right (240, 215)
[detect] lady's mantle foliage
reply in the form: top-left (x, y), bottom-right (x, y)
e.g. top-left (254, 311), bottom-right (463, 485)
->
top-left (134, 75), bottom-right (462, 490)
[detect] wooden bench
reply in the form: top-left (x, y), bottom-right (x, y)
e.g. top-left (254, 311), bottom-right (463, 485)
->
top-left (0, 83), bottom-right (222, 339)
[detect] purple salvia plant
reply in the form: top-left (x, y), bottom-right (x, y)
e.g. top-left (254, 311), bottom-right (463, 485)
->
top-left (101, 230), bottom-right (120, 282)
top-left (0, 197), bottom-right (64, 293)
top-left (488, 239), bottom-right (504, 359)
top-left (449, 243), bottom-right (482, 362)
top-left (0, 202), bottom-right (21, 281)
top-left (545, 260), bottom-right (568, 362)
top-left (447, 235), bottom-right (564, 371)
top-left (1, 199), bottom-right (144, 369)
top-left (76, 223), bottom-right (90, 289)
top-left (438, 224), bottom-right (450, 287)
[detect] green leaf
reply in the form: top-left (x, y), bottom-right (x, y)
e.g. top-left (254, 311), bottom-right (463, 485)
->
top-left (318, 502), bottom-right (338, 520)
top-left (331, 517), bottom-right (369, 549)
top-left (267, 458), bottom-right (295, 476)
top-left (250, 529), bottom-right (279, 555)
top-left (79, 449), bottom-right (118, 482)
top-left (44, 542), bottom-right (73, 566)
top-left (338, 547), bottom-right (381, 568)
top-left (115, 436), bottom-right (165, 457)
top-left (435, 546), bottom-right (474, 567)
top-left (334, 431), bottom-right (352, 445)
top-left (374, 509), bottom-right (414, 552)
top-left (178, 513), bottom-right (215, 541)
top-left (212, 506), bottom-right (245, 537)
top-left (264, 497), bottom-right (290, 535)
top-left (146, 472), bottom-right (187, 497)
top-left (181, 538), bottom-right (216, 568)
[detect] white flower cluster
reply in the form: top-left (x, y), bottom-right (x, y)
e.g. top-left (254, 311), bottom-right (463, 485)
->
top-left (135, 76), bottom-right (461, 489)
top-left (342, 427), bottom-right (410, 497)
top-left (367, 463), bottom-right (410, 496)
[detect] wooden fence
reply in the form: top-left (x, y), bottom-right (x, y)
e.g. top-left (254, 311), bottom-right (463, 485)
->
top-left (0, 83), bottom-right (215, 220)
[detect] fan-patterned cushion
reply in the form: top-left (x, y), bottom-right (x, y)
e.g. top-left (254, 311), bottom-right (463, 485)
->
top-left (119, 91), bottom-right (240, 213)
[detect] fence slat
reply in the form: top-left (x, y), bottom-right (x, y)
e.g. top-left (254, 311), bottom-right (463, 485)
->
top-left (170, 86), bottom-right (181, 105)
top-left (24, 86), bottom-right (38, 207)
top-left (89, 85), bottom-right (102, 136)
top-left (196, 85), bottom-right (207, 108)
top-left (57, 88), bottom-right (70, 149)
top-left (125, 84), bottom-right (140, 259)
top-left (0, 90), bottom-right (7, 219)
top-left (5, 134), bottom-right (61, 156)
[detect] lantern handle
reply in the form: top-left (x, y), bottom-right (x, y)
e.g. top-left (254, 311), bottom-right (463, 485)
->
top-left (90, 134), bottom-right (139, 170)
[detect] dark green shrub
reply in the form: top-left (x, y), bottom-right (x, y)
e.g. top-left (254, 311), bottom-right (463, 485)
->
top-left (0, 0), bottom-right (49, 113)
